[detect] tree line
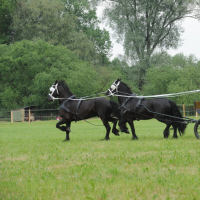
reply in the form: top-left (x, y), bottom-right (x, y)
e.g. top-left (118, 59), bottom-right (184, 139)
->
top-left (1, 0), bottom-right (200, 111)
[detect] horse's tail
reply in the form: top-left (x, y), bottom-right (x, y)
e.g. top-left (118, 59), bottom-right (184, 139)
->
top-left (169, 100), bottom-right (187, 135)
top-left (109, 100), bottom-right (129, 133)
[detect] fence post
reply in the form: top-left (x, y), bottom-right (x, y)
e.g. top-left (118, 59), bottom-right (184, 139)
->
top-left (196, 111), bottom-right (198, 119)
top-left (183, 104), bottom-right (185, 117)
top-left (11, 110), bottom-right (13, 123)
top-left (29, 109), bottom-right (31, 124)
top-left (22, 109), bottom-right (24, 122)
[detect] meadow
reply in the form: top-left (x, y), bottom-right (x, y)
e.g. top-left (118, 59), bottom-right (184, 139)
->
top-left (1, 118), bottom-right (200, 200)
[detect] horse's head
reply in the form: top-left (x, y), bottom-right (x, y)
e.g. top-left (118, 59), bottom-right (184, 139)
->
top-left (106, 78), bottom-right (121, 97)
top-left (47, 80), bottom-right (59, 101)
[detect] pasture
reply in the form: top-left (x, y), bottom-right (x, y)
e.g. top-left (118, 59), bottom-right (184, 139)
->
top-left (1, 118), bottom-right (200, 200)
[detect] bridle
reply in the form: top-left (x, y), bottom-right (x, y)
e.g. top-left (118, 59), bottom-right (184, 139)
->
top-left (49, 83), bottom-right (59, 101)
top-left (107, 81), bottom-right (120, 96)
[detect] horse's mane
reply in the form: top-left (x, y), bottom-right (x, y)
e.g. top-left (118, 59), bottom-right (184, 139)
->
top-left (120, 81), bottom-right (133, 94)
top-left (58, 81), bottom-right (73, 94)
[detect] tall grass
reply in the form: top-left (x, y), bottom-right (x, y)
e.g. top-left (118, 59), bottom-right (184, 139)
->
top-left (1, 119), bottom-right (200, 200)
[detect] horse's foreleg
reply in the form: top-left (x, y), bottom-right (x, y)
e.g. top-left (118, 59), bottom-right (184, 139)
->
top-left (63, 121), bottom-right (71, 142)
top-left (172, 124), bottom-right (178, 139)
top-left (126, 118), bottom-right (138, 140)
top-left (108, 117), bottom-right (119, 136)
top-left (101, 120), bottom-right (111, 140)
top-left (163, 124), bottom-right (171, 138)
top-left (56, 118), bottom-right (67, 131)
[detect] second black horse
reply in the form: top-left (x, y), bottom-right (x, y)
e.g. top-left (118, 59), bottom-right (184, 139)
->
top-left (47, 80), bottom-right (129, 141)
top-left (106, 78), bottom-right (187, 139)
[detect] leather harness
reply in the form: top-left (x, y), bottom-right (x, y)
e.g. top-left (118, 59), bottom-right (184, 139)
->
top-left (60, 95), bottom-right (82, 121)
top-left (120, 94), bottom-right (145, 120)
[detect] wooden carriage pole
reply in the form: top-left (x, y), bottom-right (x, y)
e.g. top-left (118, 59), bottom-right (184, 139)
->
top-left (29, 109), bottom-right (31, 124)
top-left (183, 104), bottom-right (185, 117)
top-left (11, 110), bottom-right (13, 123)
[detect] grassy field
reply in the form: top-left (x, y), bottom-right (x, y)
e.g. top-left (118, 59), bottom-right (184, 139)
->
top-left (1, 118), bottom-right (200, 200)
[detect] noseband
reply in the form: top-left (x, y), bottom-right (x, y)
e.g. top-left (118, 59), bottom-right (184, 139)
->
top-left (49, 83), bottom-right (59, 101)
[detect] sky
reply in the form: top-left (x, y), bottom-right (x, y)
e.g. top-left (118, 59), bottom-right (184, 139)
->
top-left (96, 7), bottom-right (200, 61)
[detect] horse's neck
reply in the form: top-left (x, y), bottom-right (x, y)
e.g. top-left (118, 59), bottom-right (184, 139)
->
top-left (118, 95), bottom-right (128, 105)
top-left (118, 84), bottom-right (132, 104)
top-left (58, 87), bottom-right (74, 104)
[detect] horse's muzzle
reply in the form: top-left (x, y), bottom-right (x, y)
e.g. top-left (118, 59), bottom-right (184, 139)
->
top-left (47, 95), bottom-right (53, 102)
top-left (106, 91), bottom-right (112, 97)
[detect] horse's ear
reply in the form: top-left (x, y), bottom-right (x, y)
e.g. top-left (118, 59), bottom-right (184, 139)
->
top-left (117, 78), bottom-right (121, 81)
top-left (55, 80), bottom-right (58, 84)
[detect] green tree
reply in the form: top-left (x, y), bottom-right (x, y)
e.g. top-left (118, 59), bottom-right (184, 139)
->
top-left (0, 39), bottom-right (124, 110)
top-left (143, 65), bottom-right (180, 95)
top-left (63, 0), bottom-right (112, 65)
top-left (143, 53), bottom-right (200, 104)
top-left (11, 0), bottom-right (97, 61)
top-left (99, 0), bottom-right (199, 89)
top-left (167, 65), bottom-right (200, 104)
top-left (11, 0), bottom-right (112, 64)
top-left (0, 0), bottom-right (16, 44)
top-left (0, 40), bottom-right (85, 110)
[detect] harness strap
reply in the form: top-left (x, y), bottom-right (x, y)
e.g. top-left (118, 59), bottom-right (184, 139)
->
top-left (135, 97), bottom-right (145, 113)
top-left (60, 95), bottom-right (83, 122)
top-left (76, 99), bottom-right (82, 115)
top-left (121, 95), bottom-right (145, 121)
top-left (60, 95), bottom-right (76, 112)
top-left (120, 94), bottom-right (136, 111)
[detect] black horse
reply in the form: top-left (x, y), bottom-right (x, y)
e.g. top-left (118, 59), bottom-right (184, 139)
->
top-left (47, 80), bottom-right (129, 141)
top-left (106, 78), bottom-right (187, 139)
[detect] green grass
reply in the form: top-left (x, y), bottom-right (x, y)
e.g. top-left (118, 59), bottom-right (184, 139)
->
top-left (1, 118), bottom-right (200, 200)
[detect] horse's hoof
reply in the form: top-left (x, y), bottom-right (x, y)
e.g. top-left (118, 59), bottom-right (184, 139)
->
top-left (131, 137), bottom-right (138, 140)
top-left (62, 139), bottom-right (69, 142)
top-left (113, 132), bottom-right (120, 136)
top-left (102, 138), bottom-right (110, 141)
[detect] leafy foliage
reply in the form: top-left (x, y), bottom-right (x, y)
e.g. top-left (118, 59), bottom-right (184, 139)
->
top-left (100, 0), bottom-right (199, 89)
top-left (0, 0), bottom-right (16, 44)
top-left (0, 40), bottom-right (124, 110)
top-left (143, 53), bottom-right (200, 104)
top-left (11, 0), bottom-right (112, 64)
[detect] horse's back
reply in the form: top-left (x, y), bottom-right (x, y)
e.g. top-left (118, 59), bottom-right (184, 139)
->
top-left (94, 98), bottom-right (112, 115)
top-left (145, 98), bottom-right (172, 113)
top-left (143, 98), bottom-right (182, 118)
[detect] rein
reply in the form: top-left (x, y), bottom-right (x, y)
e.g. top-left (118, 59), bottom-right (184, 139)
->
top-left (51, 92), bottom-right (108, 101)
top-left (113, 89), bottom-right (200, 99)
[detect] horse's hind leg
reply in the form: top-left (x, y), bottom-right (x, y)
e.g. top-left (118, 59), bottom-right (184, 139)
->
top-left (126, 118), bottom-right (138, 140)
top-left (163, 124), bottom-right (171, 138)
